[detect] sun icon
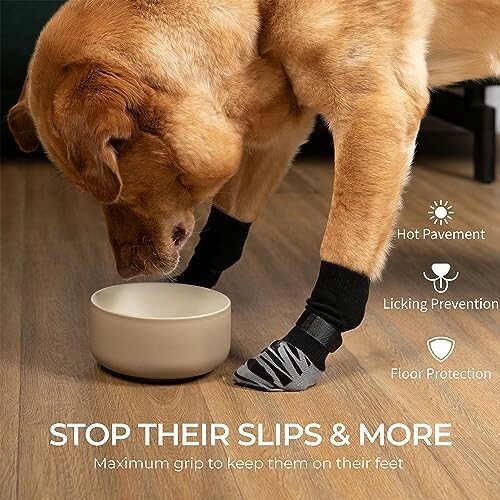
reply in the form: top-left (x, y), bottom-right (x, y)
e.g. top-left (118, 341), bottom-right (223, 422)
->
top-left (428, 200), bottom-right (454, 225)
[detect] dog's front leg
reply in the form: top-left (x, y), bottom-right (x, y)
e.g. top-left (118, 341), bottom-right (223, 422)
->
top-left (234, 83), bottom-right (429, 392)
top-left (171, 112), bottom-right (315, 288)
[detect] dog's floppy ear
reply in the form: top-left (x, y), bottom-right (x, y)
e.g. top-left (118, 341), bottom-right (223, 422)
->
top-left (54, 63), bottom-right (143, 203)
top-left (7, 75), bottom-right (40, 153)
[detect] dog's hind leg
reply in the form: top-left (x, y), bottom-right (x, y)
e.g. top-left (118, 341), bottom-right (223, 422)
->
top-left (172, 111), bottom-right (315, 288)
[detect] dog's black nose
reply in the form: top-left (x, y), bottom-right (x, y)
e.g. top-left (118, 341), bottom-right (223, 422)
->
top-left (172, 224), bottom-right (188, 247)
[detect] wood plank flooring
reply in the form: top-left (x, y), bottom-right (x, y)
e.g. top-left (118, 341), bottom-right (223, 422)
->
top-left (1, 153), bottom-right (499, 499)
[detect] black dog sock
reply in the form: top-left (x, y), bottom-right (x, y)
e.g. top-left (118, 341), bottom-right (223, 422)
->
top-left (306, 261), bottom-right (370, 332)
top-left (168, 206), bottom-right (251, 288)
top-left (234, 261), bottom-right (370, 392)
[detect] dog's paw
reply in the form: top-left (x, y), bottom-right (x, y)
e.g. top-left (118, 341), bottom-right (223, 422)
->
top-left (233, 341), bottom-right (324, 392)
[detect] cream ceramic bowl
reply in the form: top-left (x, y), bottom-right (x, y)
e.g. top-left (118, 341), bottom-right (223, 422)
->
top-left (89, 283), bottom-right (231, 380)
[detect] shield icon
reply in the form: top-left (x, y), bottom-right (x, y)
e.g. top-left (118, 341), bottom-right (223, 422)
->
top-left (427, 336), bottom-right (455, 362)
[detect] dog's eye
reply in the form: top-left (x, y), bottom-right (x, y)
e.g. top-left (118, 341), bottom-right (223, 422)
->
top-left (109, 138), bottom-right (127, 151)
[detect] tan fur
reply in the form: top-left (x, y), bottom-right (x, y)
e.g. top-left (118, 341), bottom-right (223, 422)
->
top-left (8, 0), bottom-right (500, 279)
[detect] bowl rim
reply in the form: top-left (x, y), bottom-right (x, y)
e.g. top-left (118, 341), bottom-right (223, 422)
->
top-left (90, 282), bottom-right (231, 321)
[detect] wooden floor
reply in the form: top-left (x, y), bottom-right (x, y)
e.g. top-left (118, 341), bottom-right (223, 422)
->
top-left (1, 153), bottom-right (499, 499)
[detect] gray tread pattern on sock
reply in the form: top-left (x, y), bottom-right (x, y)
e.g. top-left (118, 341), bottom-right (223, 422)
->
top-left (233, 341), bottom-right (323, 392)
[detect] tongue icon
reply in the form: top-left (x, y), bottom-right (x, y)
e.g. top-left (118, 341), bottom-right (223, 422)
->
top-left (423, 263), bottom-right (459, 293)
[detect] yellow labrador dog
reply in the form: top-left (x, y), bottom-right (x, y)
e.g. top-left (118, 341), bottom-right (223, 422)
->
top-left (8, 0), bottom-right (500, 391)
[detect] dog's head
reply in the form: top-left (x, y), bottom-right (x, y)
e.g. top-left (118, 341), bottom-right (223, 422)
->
top-left (8, 57), bottom-right (242, 279)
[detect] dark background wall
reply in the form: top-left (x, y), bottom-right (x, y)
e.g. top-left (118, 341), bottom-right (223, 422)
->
top-left (1, 1), bottom-right (63, 151)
